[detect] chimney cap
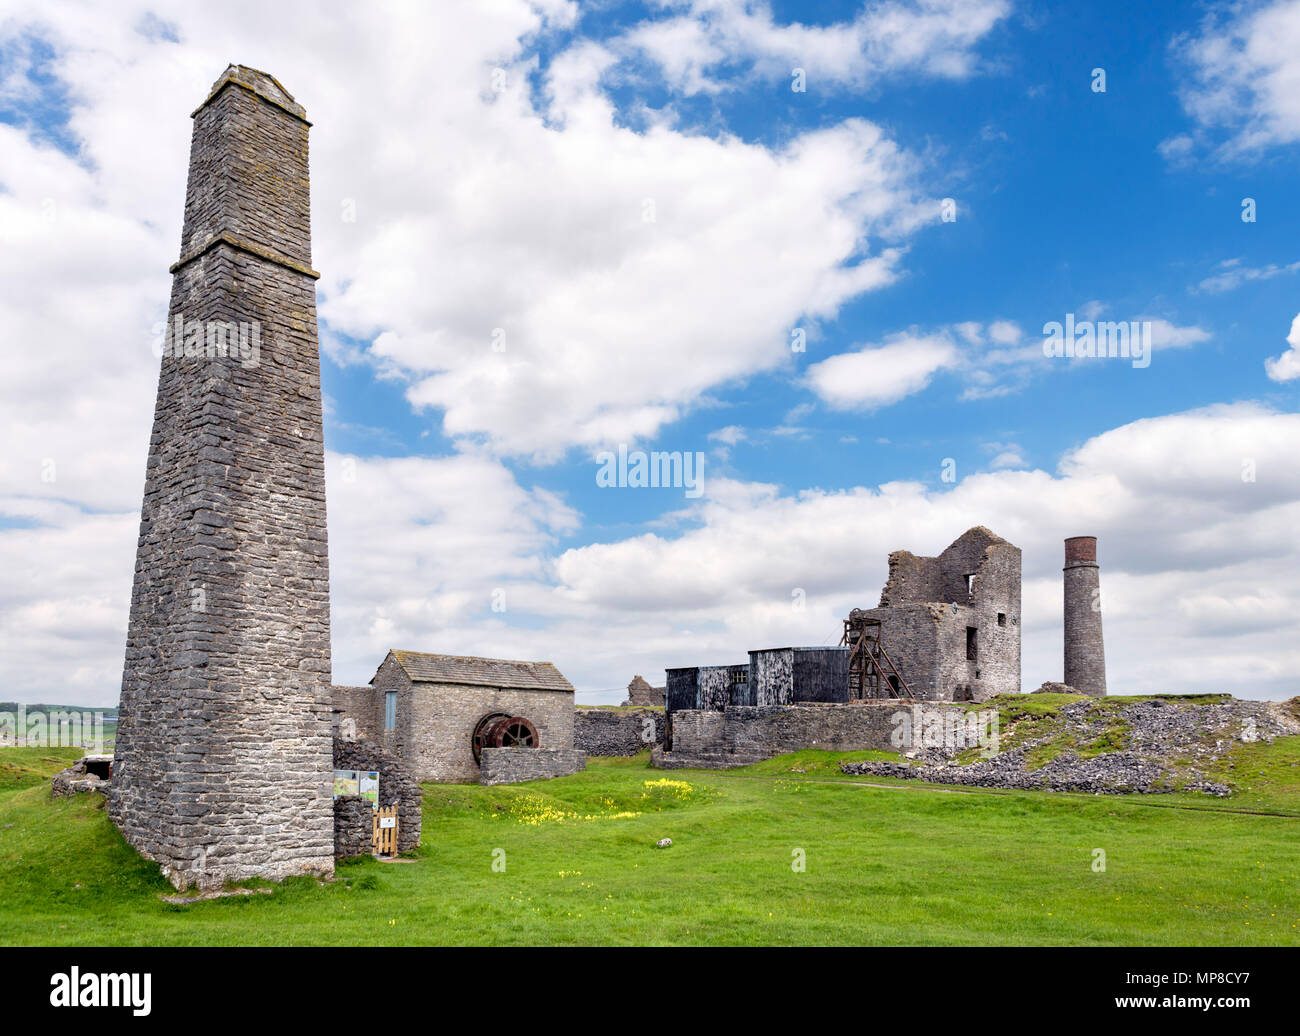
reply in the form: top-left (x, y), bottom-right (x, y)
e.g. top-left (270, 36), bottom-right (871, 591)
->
top-left (1064, 535), bottom-right (1098, 565)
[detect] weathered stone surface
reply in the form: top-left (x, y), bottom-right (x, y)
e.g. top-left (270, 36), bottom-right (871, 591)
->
top-left (479, 747), bottom-right (586, 785)
top-left (855, 526), bottom-right (1021, 702)
top-left (574, 707), bottom-right (665, 755)
top-left (51, 757), bottom-right (110, 798)
top-left (332, 797), bottom-right (372, 860)
top-left (109, 65), bottom-right (333, 892)
top-left (654, 702), bottom-right (934, 769)
top-left (622, 675), bottom-right (665, 707)
top-left (841, 697), bottom-right (1297, 796)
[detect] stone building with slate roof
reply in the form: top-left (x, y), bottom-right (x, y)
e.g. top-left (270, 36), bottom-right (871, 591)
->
top-left (336, 650), bottom-right (583, 783)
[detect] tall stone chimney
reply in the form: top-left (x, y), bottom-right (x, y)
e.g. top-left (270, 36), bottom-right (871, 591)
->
top-left (109, 66), bottom-right (334, 890)
top-left (1063, 536), bottom-right (1106, 696)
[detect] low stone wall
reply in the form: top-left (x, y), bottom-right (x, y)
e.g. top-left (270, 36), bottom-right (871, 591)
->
top-left (333, 733), bottom-right (422, 854)
top-left (574, 707), bottom-right (664, 755)
top-left (655, 703), bottom-right (928, 769)
top-left (51, 757), bottom-right (110, 797)
top-left (333, 796), bottom-right (372, 859)
top-left (479, 747), bottom-right (586, 785)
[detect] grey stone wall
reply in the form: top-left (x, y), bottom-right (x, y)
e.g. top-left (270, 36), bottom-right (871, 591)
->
top-left (109, 65), bottom-right (334, 892)
top-left (623, 676), bottom-right (665, 707)
top-left (332, 685), bottom-right (380, 740)
top-left (479, 748), bottom-right (586, 785)
top-left (369, 658), bottom-right (576, 782)
top-left (574, 707), bottom-right (664, 755)
top-left (1063, 536), bottom-right (1107, 696)
top-left (654, 703), bottom-right (917, 769)
top-left (333, 797), bottom-right (372, 860)
top-left (333, 733), bottom-right (421, 854)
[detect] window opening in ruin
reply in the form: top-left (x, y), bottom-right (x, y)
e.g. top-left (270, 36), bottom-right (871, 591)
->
top-left (384, 691), bottom-right (397, 730)
top-left (964, 573), bottom-right (975, 594)
top-left (997, 612), bottom-right (1006, 627)
top-left (966, 626), bottom-right (978, 661)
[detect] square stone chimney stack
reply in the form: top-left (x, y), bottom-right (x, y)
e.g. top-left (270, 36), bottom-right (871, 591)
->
top-left (109, 66), bottom-right (334, 890)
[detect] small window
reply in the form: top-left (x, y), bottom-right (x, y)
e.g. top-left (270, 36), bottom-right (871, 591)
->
top-left (997, 612), bottom-right (1007, 627)
top-left (384, 691), bottom-right (397, 731)
top-left (965, 626), bottom-right (978, 662)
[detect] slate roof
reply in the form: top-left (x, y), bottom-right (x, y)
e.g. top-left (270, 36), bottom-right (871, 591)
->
top-left (384, 650), bottom-right (575, 693)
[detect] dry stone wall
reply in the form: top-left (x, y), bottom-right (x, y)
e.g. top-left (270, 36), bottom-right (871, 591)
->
top-left (574, 707), bottom-right (664, 755)
top-left (656, 703), bottom-right (915, 769)
top-left (479, 747), bottom-right (586, 784)
top-left (333, 733), bottom-right (421, 854)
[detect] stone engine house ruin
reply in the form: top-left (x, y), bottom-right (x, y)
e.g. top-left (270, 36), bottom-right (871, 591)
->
top-left (853, 526), bottom-right (1022, 702)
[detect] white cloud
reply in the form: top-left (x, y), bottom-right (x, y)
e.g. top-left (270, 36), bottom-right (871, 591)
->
top-left (1196, 257), bottom-right (1300, 294)
top-left (1265, 312), bottom-right (1300, 381)
top-left (802, 311), bottom-right (1211, 411)
top-left (1170, 0), bottom-right (1300, 156)
top-left (621, 0), bottom-right (1010, 95)
top-left (805, 332), bottom-right (959, 409)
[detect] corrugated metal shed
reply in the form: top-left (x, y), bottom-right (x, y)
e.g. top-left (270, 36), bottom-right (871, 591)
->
top-left (383, 650), bottom-right (574, 693)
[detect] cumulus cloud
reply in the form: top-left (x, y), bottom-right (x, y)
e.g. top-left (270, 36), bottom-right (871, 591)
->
top-left (801, 312), bottom-right (1211, 410)
top-left (1264, 312), bottom-right (1300, 381)
top-left (549, 403), bottom-right (1300, 701)
top-left (805, 332), bottom-right (960, 409)
top-left (620, 0), bottom-right (1011, 95)
top-left (1169, 0), bottom-right (1300, 156)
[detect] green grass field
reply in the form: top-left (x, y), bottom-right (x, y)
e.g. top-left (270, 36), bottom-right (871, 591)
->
top-left (1, 740), bottom-right (1298, 946)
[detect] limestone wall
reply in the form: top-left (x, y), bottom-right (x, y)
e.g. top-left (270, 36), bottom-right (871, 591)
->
top-left (479, 747), bottom-right (586, 785)
top-left (656, 703), bottom-right (908, 769)
top-left (574, 707), bottom-right (665, 755)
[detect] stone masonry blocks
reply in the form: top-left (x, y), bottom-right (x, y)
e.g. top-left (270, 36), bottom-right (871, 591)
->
top-left (109, 66), bottom-right (333, 891)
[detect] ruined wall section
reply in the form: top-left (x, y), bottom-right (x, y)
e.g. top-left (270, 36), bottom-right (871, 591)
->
top-left (865, 528), bottom-right (1020, 701)
top-left (575, 707), bottom-right (665, 755)
top-left (654, 703), bottom-right (937, 769)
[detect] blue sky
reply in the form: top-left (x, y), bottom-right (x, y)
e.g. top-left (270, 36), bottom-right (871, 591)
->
top-left (1, 0), bottom-right (1298, 705)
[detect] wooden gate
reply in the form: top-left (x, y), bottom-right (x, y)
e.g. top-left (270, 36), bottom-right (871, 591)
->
top-left (372, 805), bottom-right (399, 856)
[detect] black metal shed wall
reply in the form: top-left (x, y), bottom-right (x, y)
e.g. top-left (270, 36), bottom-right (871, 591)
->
top-left (792, 647), bottom-right (850, 703)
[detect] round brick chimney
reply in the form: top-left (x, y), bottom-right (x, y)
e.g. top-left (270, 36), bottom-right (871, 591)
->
top-left (1063, 536), bottom-right (1106, 696)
